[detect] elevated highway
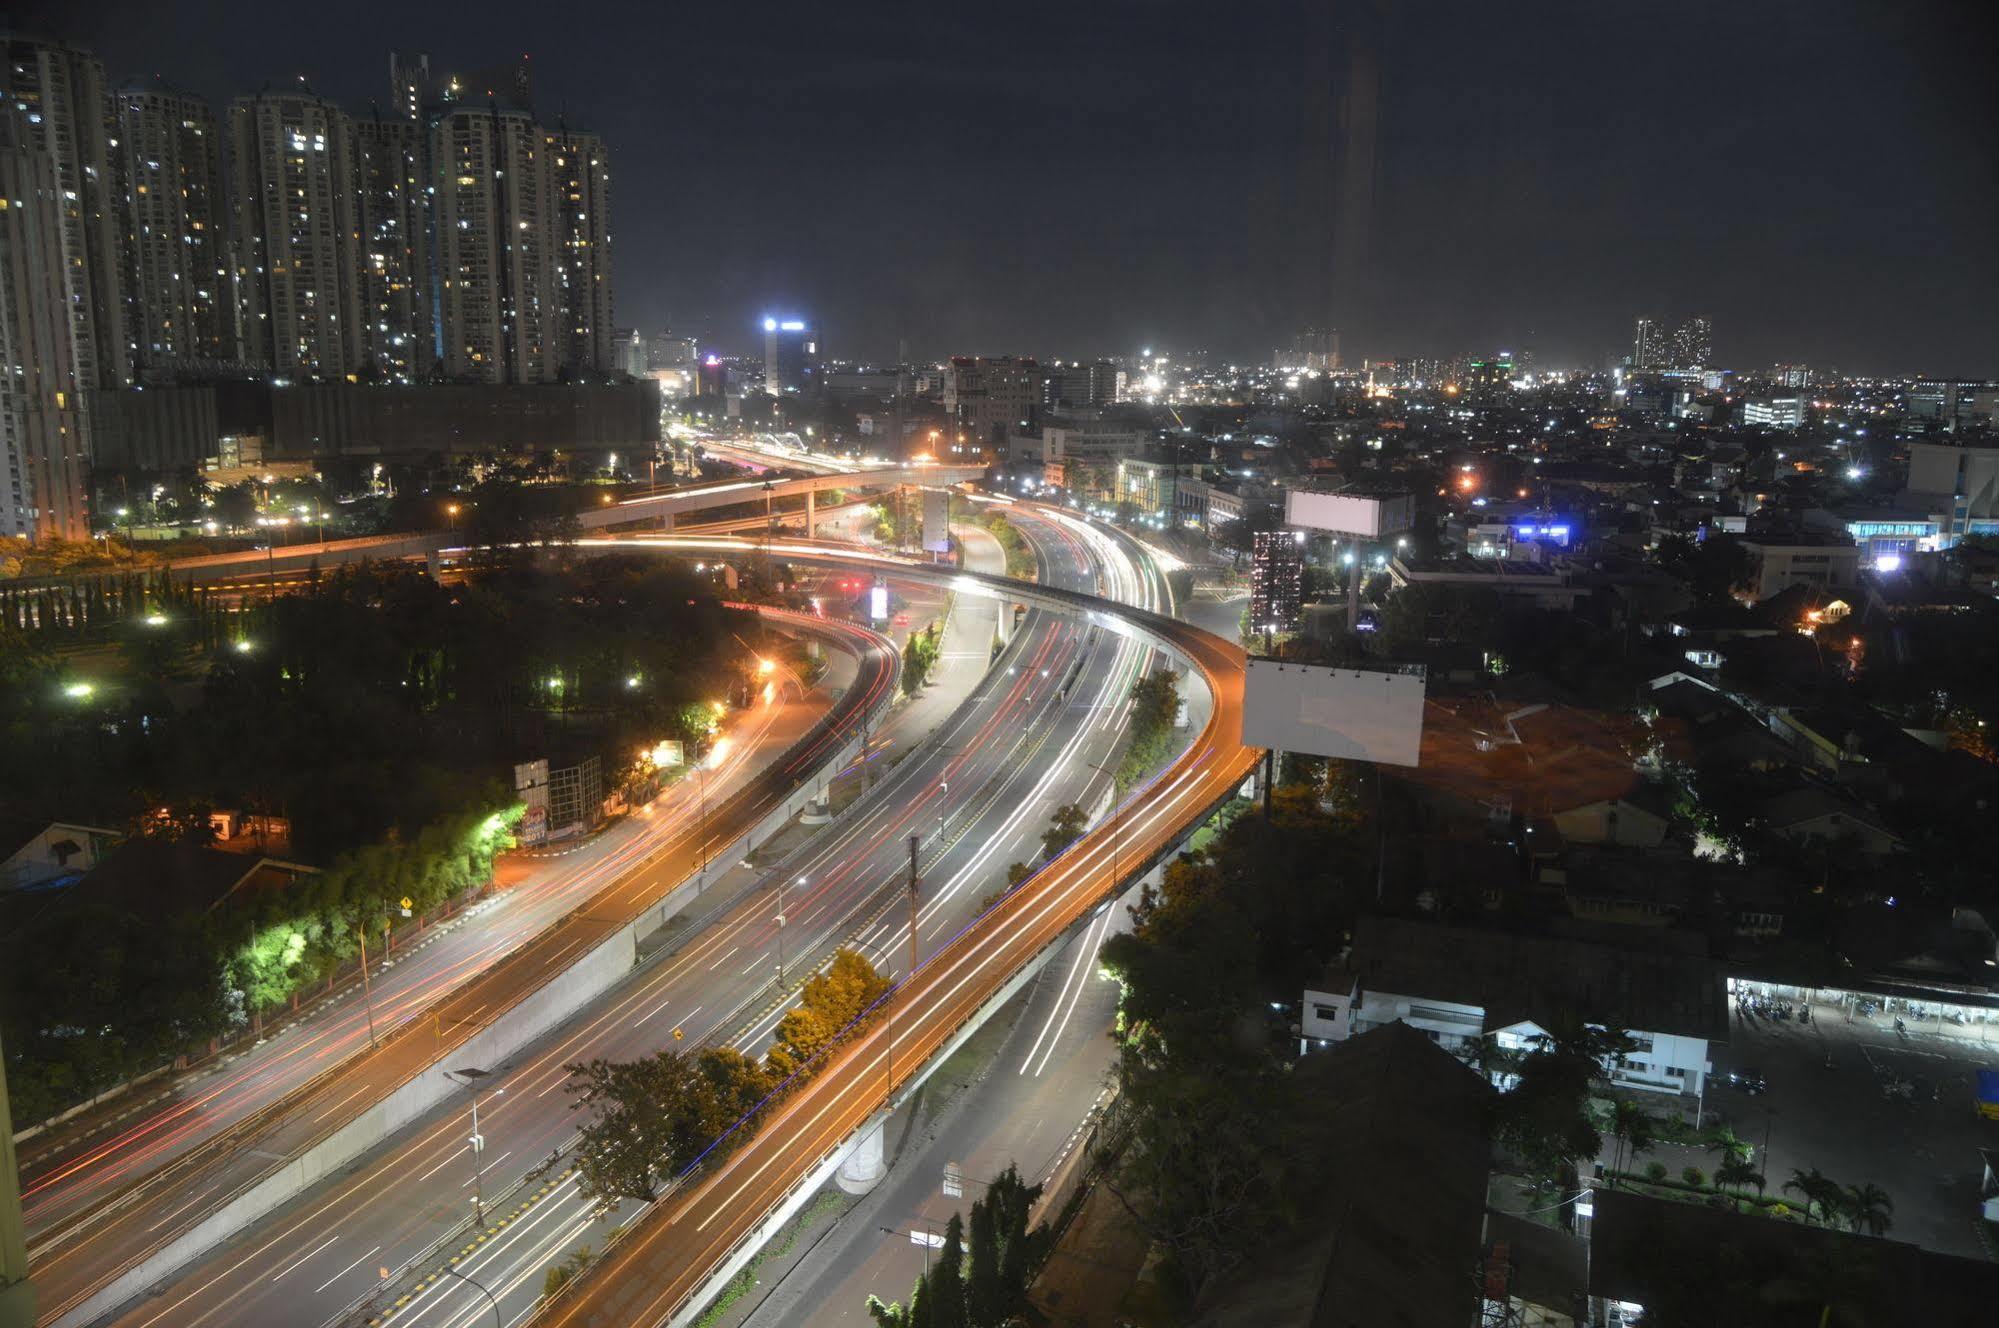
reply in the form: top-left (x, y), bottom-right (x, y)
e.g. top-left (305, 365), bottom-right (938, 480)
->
top-left (531, 530), bottom-right (1259, 1328)
top-left (98, 464), bottom-right (984, 589)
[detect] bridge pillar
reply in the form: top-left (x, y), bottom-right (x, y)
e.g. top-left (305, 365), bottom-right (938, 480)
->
top-left (424, 546), bottom-right (444, 581)
top-left (835, 1111), bottom-right (888, 1194)
top-left (659, 509), bottom-right (674, 532)
top-left (805, 489), bottom-right (816, 535)
top-left (800, 790), bottom-right (832, 825)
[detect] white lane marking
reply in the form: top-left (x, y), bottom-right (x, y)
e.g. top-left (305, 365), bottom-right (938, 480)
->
top-left (268, 1232), bottom-right (339, 1282)
top-left (311, 1243), bottom-right (381, 1294)
top-left (708, 945), bottom-right (740, 972)
top-left (415, 1144), bottom-right (468, 1184)
top-left (1031, 909), bottom-right (1115, 1078)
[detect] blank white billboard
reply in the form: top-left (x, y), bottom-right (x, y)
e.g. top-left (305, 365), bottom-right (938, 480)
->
top-left (1241, 660), bottom-right (1425, 768)
top-left (1285, 491), bottom-right (1413, 538)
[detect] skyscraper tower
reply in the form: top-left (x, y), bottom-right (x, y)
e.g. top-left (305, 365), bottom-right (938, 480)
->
top-left (352, 109), bottom-right (434, 382)
top-left (545, 124), bottom-right (613, 376)
top-left (433, 103), bottom-right (555, 384)
top-left (0, 102), bottom-right (90, 540)
top-left (229, 83), bottom-right (362, 379)
top-left (1632, 316), bottom-right (1658, 369)
top-left (1, 35), bottom-right (128, 391)
top-left (1671, 315), bottom-right (1711, 369)
top-left (111, 79), bottom-right (231, 370)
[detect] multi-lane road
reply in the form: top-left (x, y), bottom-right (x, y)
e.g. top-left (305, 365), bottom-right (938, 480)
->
top-left (736, 889), bottom-right (1129, 1327)
top-left (81, 509), bottom-right (1154, 1328)
top-left (29, 609), bottom-right (899, 1328)
top-left (529, 512), bottom-right (1255, 1328)
top-left (20, 642), bottom-right (829, 1240)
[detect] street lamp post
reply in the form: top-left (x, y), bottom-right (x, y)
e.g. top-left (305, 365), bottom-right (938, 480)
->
top-left (697, 762), bottom-right (710, 875)
top-left (440, 1263), bottom-right (502, 1328)
top-left (1088, 761), bottom-right (1123, 889)
top-left (444, 1068), bottom-right (505, 1227)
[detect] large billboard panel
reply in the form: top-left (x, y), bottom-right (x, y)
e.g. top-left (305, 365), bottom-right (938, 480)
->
top-left (1241, 660), bottom-right (1425, 768)
top-left (1285, 491), bottom-right (1413, 538)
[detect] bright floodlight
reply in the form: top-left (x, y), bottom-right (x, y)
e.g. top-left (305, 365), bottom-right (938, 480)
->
top-left (144, 614), bottom-right (168, 627)
top-left (63, 681), bottom-right (94, 699)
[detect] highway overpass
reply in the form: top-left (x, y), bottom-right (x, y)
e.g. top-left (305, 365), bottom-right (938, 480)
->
top-left (83, 464), bottom-right (984, 589)
top-left (529, 530), bottom-right (1260, 1328)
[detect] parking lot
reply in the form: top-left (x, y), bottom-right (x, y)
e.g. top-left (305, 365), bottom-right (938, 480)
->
top-left (1680, 995), bottom-right (1999, 1260)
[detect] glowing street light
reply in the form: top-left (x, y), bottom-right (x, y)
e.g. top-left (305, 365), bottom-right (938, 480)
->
top-left (63, 681), bottom-right (94, 700)
top-left (144, 613), bottom-right (169, 627)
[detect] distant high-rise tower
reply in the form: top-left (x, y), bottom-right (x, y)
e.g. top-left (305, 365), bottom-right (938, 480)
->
top-left (352, 110), bottom-right (433, 382)
top-left (1632, 317), bottom-right (1659, 369)
top-left (229, 84), bottom-right (362, 379)
top-left (2, 35), bottom-right (128, 392)
top-left (545, 125), bottom-right (613, 376)
top-left (112, 80), bottom-right (230, 370)
top-left (1250, 529), bottom-right (1305, 636)
top-left (761, 316), bottom-right (821, 396)
top-left (433, 105), bottom-right (555, 384)
top-left (0, 102), bottom-right (91, 540)
top-left (1671, 315), bottom-right (1711, 369)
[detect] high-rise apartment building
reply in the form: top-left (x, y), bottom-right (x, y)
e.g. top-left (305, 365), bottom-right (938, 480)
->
top-left (3, 35), bottom-right (128, 392)
top-left (1039, 359), bottom-right (1122, 410)
top-left (433, 105), bottom-right (555, 384)
top-left (1671, 315), bottom-right (1711, 369)
top-left (1250, 529), bottom-right (1306, 636)
top-left (0, 104), bottom-right (90, 539)
top-left (761, 316), bottom-right (820, 396)
top-left (944, 355), bottom-right (1038, 452)
top-left (1632, 317), bottom-right (1659, 370)
top-left (352, 110), bottom-right (432, 382)
top-left (110, 80), bottom-right (230, 371)
top-left (229, 85), bottom-right (362, 379)
top-left (546, 125), bottom-right (612, 375)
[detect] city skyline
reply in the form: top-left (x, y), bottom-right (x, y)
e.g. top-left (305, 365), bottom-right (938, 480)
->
top-left (35, 0), bottom-right (1999, 374)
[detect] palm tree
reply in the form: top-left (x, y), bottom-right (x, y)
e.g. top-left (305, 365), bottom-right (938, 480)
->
top-left (1606, 1099), bottom-right (1663, 1186)
top-left (1783, 1168), bottom-right (1845, 1227)
top-left (1842, 1182), bottom-right (1894, 1237)
top-left (1701, 1123), bottom-right (1754, 1165)
top-left (1715, 1156), bottom-right (1764, 1199)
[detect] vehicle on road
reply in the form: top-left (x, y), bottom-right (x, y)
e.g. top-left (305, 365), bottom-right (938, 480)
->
top-left (1977, 1068), bottom-right (1999, 1121)
top-left (1721, 1069), bottom-right (1767, 1095)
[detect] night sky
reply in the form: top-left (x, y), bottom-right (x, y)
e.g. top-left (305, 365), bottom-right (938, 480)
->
top-left (47, 0), bottom-right (1999, 373)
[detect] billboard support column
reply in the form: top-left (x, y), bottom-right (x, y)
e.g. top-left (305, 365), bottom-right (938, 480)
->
top-left (1262, 749), bottom-right (1274, 818)
top-left (1348, 551), bottom-right (1364, 634)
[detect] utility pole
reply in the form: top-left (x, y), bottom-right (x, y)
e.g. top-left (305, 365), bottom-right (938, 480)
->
top-left (357, 924), bottom-right (379, 1048)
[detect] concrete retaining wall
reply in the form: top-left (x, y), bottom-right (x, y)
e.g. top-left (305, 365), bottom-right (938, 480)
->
top-left (57, 685), bottom-right (898, 1328)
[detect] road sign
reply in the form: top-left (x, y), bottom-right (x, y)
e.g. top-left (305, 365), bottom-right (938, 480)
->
top-left (399, 896), bottom-right (414, 917)
top-left (943, 1161), bottom-right (963, 1198)
top-left (672, 1026), bottom-right (685, 1041)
